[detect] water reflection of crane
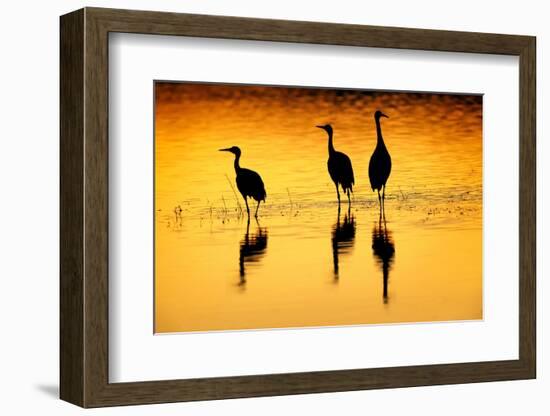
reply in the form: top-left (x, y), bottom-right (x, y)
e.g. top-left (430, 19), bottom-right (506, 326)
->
top-left (371, 216), bottom-right (395, 302)
top-left (238, 220), bottom-right (268, 287)
top-left (316, 124), bottom-right (355, 208)
top-left (369, 111), bottom-right (392, 214)
top-left (219, 146), bottom-right (266, 219)
top-left (331, 208), bottom-right (356, 281)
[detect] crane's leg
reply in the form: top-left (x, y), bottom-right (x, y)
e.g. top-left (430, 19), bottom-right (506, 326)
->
top-left (382, 185), bottom-right (386, 216)
top-left (347, 189), bottom-right (351, 216)
top-left (335, 183), bottom-right (341, 206)
top-left (255, 200), bottom-right (261, 218)
top-left (244, 196), bottom-right (250, 218)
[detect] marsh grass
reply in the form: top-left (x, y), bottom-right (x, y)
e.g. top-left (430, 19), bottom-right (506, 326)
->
top-left (225, 174), bottom-right (245, 219)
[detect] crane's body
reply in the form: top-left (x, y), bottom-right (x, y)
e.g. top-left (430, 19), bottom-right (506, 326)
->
top-left (220, 146), bottom-right (266, 218)
top-left (369, 111), bottom-right (392, 211)
top-left (327, 152), bottom-right (354, 193)
top-left (235, 168), bottom-right (266, 203)
top-left (317, 124), bottom-right (355, 207)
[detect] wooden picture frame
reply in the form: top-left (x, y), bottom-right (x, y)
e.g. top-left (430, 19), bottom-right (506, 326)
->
top-left (60, 7), bottom-right (536, 408)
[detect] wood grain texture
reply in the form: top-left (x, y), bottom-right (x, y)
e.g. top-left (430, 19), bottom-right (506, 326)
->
top-left (59, 8), bottom-right (84, 407)
top-left (89, 7), bottom-right (532, 54)
top-left (518, 38), bottom-right (536, 376)
top-left (59, 7), bottom-right (537, 408)
top-left (83, 11), bottom-right (110, 406)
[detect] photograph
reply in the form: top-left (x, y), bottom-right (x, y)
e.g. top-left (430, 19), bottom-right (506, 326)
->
top-left (154, 81), bottom-right (483, 334)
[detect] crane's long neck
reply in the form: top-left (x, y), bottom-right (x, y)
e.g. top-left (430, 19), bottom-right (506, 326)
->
top-left (328, 131), bottom-right (336, 155)
top-left (233, 153), bottom-right (241, 173)
top-left (376, 117), bottom-right (386, 148)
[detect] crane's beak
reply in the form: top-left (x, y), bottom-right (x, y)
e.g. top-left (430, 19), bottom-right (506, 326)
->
top-left (219, 148), bottom-right (231, 152)
top-left (381, 113), bottom-right (389, 118)
top-left (315, 125), bottom-right (324, 129)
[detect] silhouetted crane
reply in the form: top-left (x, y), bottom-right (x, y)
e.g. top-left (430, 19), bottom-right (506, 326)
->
top-left (219, 146), bottom-right (266, 218)
top-left (316, 124), bottom-right (355, 207)
top-left (369, 110), bottom-right (392, 212)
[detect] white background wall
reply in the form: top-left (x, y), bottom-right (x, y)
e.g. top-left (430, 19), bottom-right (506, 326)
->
top-left (0, 0), bottom-right (545, 414)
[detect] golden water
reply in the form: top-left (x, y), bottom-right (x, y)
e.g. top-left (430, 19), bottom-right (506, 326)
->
top-left (154, 83), bottom-right (482, 333)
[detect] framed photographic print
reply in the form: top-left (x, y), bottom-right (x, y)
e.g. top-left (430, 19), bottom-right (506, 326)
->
top-left (60, 7), bottom-right (536, 408)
